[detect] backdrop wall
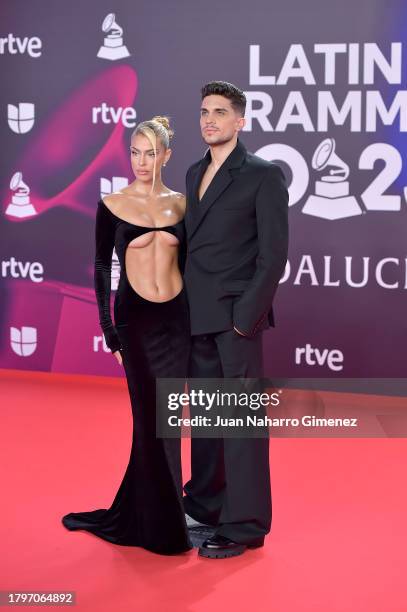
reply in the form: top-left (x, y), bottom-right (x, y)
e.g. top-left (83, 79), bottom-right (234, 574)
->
top-left (1, 0), bottom-right (406, 377)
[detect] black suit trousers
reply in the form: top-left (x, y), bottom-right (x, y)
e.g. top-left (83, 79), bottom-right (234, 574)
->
top-left (183, 329), bottom-right (272, 544)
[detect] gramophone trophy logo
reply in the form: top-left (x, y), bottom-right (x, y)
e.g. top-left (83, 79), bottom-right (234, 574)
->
top-left (6, 171), bottom-right (37, 218)
top-left (97, 13), bottom-right (130, 60)
top-left (303, 138), bottom-right (362, 220)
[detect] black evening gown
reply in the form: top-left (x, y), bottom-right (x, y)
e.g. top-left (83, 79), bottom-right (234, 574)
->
top-left (62, 199), bottom-right (192, 555)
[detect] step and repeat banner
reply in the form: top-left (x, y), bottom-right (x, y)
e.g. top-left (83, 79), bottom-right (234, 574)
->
top-left (1, 1), bottom-right (406, 377)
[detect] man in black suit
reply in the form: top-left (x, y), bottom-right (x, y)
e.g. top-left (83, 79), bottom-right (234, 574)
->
top-left (183, 81), bottom-right (289, 558)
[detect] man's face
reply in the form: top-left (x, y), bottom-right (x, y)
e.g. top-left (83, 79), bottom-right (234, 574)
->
top-left (200, 95), bottom-right (245, 146)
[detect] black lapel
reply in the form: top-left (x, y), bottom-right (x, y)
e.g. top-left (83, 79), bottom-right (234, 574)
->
top-left (187, 139), bottom-right (247, 239)
top-left (191, 157), bottom-right (209, 209)
top-left (185, 158), bottom-right (208, 235)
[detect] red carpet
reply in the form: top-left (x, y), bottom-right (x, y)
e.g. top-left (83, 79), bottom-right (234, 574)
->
top-left (1, 369), bottom-right (406, 611)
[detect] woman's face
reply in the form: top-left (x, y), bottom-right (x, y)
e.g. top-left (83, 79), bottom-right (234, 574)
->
top-left (130, 132), bottom-right (169, 182)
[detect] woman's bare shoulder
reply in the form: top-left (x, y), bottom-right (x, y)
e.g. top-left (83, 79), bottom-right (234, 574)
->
top-left (164, 190), bottom-right (186, 214)
top-left (101, 192), bottom-right (127, 213)
top-left (102, 190), bottom-right (145, 217)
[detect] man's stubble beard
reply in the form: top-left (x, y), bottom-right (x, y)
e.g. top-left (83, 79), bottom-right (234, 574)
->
top-left (202, 132), bottom-right (236, 147)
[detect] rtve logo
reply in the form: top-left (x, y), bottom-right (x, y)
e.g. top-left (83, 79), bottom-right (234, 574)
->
top-left (93, 335), bottom-right (112, 353)
top-left (295, 343), bottom-right (344, 371)
top-left (10, 326), bottom-right (37, 356)
top-left (0, 34), bottom-right (42, 57)
top-left (92, 103), bottom-right (137, 127)
top-left (1, 257), bottom-right (44, 282)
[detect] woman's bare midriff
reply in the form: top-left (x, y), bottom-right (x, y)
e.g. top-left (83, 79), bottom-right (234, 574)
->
top-left (103, 190), bottom-right (185, 303)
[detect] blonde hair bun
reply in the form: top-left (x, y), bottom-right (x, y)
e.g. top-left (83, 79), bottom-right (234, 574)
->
top-left (152, 115), bottom-right (174, 139)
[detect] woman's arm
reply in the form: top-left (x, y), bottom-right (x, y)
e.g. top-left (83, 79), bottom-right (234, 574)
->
top-left (94, 201), bottom-right (122, 353)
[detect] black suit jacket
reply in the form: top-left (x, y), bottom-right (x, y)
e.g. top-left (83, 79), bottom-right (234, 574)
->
top-left (184, 138), bottom-right (289, 337)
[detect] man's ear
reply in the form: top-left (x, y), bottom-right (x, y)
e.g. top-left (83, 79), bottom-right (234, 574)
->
top-left (237, 116), bottom-right (246, 132)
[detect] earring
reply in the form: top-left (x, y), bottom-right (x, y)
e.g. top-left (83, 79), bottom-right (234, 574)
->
top-left (163, 163), bottom-right (167, 167)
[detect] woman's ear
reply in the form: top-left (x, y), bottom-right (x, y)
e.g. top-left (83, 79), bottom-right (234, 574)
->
top-left (164, 147), bottom-right (172, 165)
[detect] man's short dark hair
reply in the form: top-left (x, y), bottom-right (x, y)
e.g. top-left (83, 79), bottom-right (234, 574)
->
top-left (201, 81), bottom-right (246, 116)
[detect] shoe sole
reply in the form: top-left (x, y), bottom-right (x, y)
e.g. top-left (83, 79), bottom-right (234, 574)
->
top-left (198, 541), bottom-right (264, 559)
top-left (198, 547), bottom-right (246, 559)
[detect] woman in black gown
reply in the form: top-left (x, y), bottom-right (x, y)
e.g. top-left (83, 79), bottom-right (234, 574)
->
top-left (62, 117), bottom-right (192, 555)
